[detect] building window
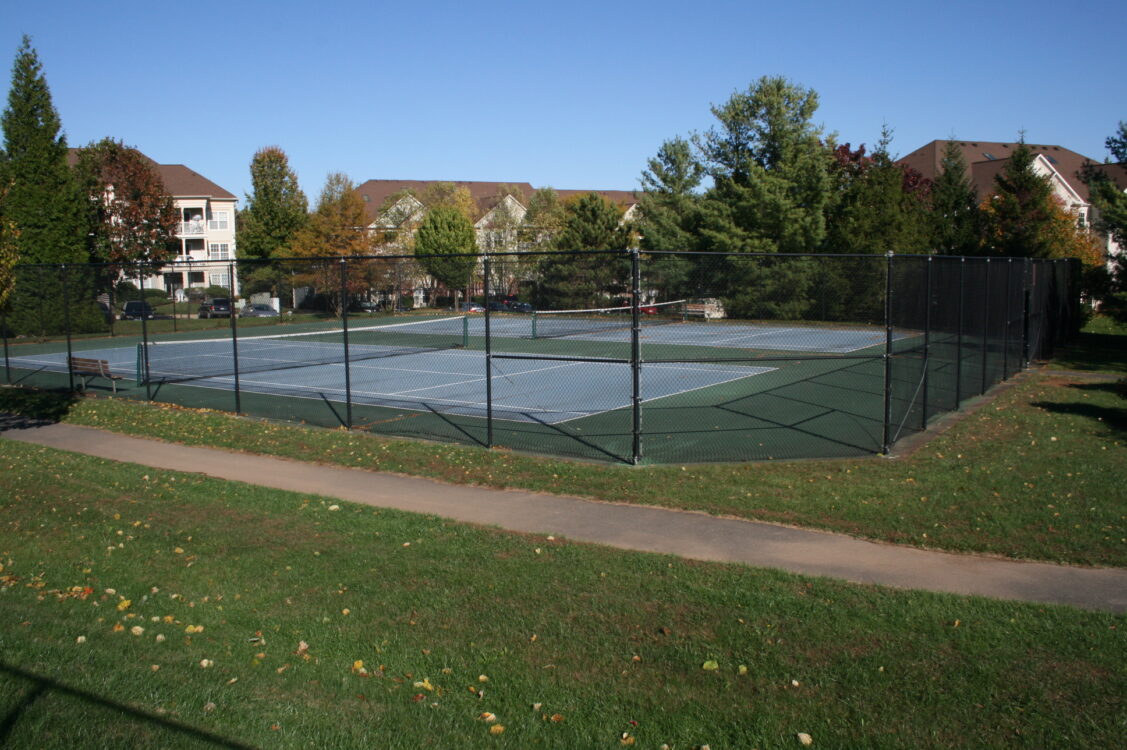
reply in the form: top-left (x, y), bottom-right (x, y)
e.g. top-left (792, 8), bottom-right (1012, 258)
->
top-left (208, 210), bottom-right (229, 231)
top-left (208, 243), bottom-right (231, 260)
top-left (188, 271), bottom-right (205, 285)
top-left (209, 272), bottom-right (230, 288)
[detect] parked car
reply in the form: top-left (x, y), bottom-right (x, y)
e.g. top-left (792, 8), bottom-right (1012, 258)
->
top-left (486, 301), bottom-right (508, 312)
top-left (120, 300), bottom-right (157, 320)
top-left (508, 302), bottom-right (534, 313)
top-left (240, 303), bottom-right (279, 318)
top-left (460, 302), bottom-right (485, 313)
top-left (198, 298), bottom-right (231, 319)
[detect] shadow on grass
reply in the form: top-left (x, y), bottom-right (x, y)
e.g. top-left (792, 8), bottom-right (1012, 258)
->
top-left (0, 661), bottom-right (257, 749)
top-left (1052, 332), bottom-right (1127, 373)
top-left (0, 386), bottom-right (80, 428)
top-left (1031, 381), bottom-right (1127, 435)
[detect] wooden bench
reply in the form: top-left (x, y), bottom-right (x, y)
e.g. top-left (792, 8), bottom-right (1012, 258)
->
top-left (69, 356), bottom-right (124, 393)
top-left (684, 301), bottom-right (725, 320)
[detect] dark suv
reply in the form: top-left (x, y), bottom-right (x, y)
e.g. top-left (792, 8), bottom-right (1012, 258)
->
top-left (120, 300), bottom-right (157, 320)
top-left (198, 298), bottom-right (231, 319)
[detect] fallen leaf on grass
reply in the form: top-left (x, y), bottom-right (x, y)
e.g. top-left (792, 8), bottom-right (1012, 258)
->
top-left (701, 660), bottom-right (719, 671)
top-left (797, 732), bottom-right (813, 745)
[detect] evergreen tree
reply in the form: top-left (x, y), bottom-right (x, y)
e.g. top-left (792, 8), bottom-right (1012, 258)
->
top-left (928, 140), bottom-right (982, 255)
top-left (238, 146), bottom-right (308, 260)
top-left (980, 141), bottom-right (1057, 258)
top-left (1084, 122), bottom-right (1127, 288)
top-left (638, 136), bottom-right (705, 252)
top-left (636, 137), bottom-right (707, 299)
top-left (0, 36), bottom-right (87, 264)
top-left (535, 193), bottom-right (630, 310)
top-left (696, 76), bottom-right (831, 255)
top-left (823, 129), bottom-right (930, 256)
top-left (413, 204), bottom-right (478, 309)
top-left (1, 37), bottom-right (97, 336)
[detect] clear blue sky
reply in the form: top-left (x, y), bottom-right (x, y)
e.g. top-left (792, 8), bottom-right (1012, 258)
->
top-left (3, 0), bottom-right (1124, 206)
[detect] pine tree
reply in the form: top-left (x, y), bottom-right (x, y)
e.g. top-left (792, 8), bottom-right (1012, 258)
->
top-left (535, 193), bottom-right (630, 310)
top-left (980, 141), bottom-right (1057, 258)
top-left (696, 76), bottom-right (831, 255)
top-left (928, 140), bottom-right (982, 255)
top-left (1084, 122), bottom-right (1127, 288)
top-left (1, 37), bottom-right (95, 336)
top-left (0, 36), bottom-right (87, 264)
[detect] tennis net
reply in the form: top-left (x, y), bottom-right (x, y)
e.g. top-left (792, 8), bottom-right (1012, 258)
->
top-left (530, 300), bottom-right (686, 339)
top-left (139, 316), bottom-right (468, 383)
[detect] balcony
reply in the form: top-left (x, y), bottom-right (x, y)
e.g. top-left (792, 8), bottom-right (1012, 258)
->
top-left (179, 220), bottom-right (206, 236)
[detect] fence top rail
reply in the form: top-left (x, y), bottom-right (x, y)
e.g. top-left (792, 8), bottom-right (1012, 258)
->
top-left (10, 253), bottom-right (1079, 271)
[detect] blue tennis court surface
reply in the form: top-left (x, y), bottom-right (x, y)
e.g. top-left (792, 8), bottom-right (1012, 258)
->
top-left (8, 344), bottom-right (772, 424)
top-left (474, 317), bottom-right (891, 353)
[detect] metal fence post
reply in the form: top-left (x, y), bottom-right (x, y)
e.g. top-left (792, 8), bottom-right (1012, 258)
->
top-left (229, 261), bottom-right (241, 415)
top-left (955, 257), bottom-right (965, 407)
top-left (921, 255), bottom-right (932, 430)
top-left (340, 258), bottom-right (352, 429)
top-left (1002, 258), bottom-right (1012, 380)
top-left (484, 256), bottom-right (493, 448)
top-left (62, 264), bottom-right (75, 392)
top-left (980, 258), bottom-right (990, 394)
top-left (882, 251), bottom-right (894, 454)
top-left (631, 248), bottom-right (642, 465)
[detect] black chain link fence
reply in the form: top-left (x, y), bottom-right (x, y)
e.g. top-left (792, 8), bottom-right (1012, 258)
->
top-left (2, 252), bottom-right (1080, 464)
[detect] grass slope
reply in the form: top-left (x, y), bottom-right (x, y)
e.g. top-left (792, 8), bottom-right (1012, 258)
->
top-left (0, 440), bottom-right (1123, 749)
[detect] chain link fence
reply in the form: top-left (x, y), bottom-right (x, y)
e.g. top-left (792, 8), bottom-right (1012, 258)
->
top-left (2, 252), bottom-right (1080, 464)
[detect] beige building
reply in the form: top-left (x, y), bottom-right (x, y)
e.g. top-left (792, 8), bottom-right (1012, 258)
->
top-left (157, 163), bottom-right (239, 298)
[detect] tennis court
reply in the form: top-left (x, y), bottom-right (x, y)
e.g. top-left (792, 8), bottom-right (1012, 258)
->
top-left (6, 327), bottom-right (775, 424)
top-left (4, 251), bottom-right (1079, 464)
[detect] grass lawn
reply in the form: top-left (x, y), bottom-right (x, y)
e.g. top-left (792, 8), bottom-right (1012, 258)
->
top-left (0, 439), bottom-right (1123, 749)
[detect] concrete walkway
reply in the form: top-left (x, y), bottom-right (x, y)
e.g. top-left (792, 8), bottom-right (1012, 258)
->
top-left (3, 421), bottom-right (1125, 614)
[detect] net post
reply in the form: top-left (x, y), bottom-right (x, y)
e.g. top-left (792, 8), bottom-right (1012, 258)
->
top-left (631, 248), bottom-right (642, 465)
top-left (881, 251), bottom-right (894, 454)
top-left (531, 309), bottom-right (538, 340)
top-left (484, 256), bottom-right (493, 448)
top-left (340, 257), bottom-right (352, 430)
top-left (2, 311), bottom-right (10, 384)
top-left (229, 261), bottom-right (241, 415)
top-left (139, 264), bottom-right (152, 401)
top-left (463, 315), bottom-right (469, 348)
top-left (62, 263), bottom-right (75, 392)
